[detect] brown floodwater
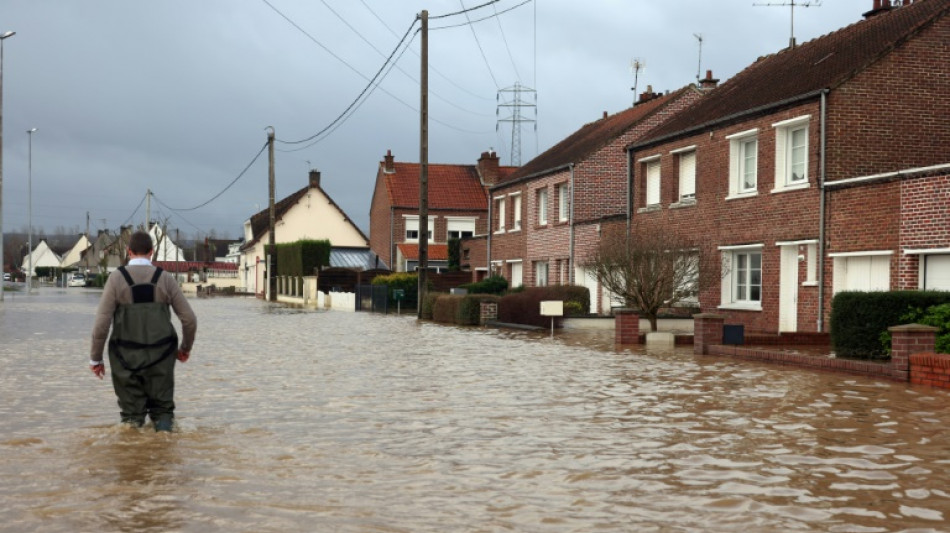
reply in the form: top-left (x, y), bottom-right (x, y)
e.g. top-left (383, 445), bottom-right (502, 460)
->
top-left (1, 288), bottom-right (949, 532)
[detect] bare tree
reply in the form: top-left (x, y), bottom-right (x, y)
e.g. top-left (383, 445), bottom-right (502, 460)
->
top-left (583, 222), bottom-right (719, 332)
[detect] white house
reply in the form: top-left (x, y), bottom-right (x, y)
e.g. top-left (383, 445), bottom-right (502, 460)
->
top-left (239, 170), bottom-right (372, 296)
top-left (21, 239), bottom-right (63, 276)
top-left (59, 234), bottom-right (92, 269)
top-left (148, 224), bottom-right (187, 262)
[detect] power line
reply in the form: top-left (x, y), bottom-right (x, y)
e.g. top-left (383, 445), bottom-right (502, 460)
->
top-left (120, 191), bottom-right (148, 228)
top-left (357, 0), bottom-right (494, 102)
top-left (457, 0), bottom-right (500, 89)
top-left (492, 2), bottom-right (522, 83)
top-left (431, 0), bottom-right (533, 31)
top-left (165, 142), bottom-right (268, 211)
top-left (431, 0), bottom-right (502, 20)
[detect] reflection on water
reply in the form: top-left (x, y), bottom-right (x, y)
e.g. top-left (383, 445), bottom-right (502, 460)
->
top-left (1, 288), bottom-right (949, 532)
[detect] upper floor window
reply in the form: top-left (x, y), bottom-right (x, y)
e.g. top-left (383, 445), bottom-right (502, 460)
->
top-left (672, 146), bottom-right (696, 201)
top-left (495, 196), bottom-right (506, 233)
top-left (727, 129), bottom-right (758, 197)
top-left (447, 217), bottom-right (476, 240)
top-left (537, 188), bottom-right (548, 225)
top-left (511, 193), bottom-right (522, 230)
top-left (404, 215), bottom-right (433, 243)
top-left (557, 183), bottom-right (569, 222)
top-left (773, 115), bottom-right (810, 191)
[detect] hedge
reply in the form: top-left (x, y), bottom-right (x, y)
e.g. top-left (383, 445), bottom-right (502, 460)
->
top-left (830, 290), bottom-right (950, 359)
top-left (371, 272), bottom-right (433, 308)
top-left (273, 240), bottom-right (331, 277)
top-left (460, 275), bottom-right (508, 295)
top-left (497, 285), bottom-right (590, 328)
top-left (431, 293), bottom-right (500, 325)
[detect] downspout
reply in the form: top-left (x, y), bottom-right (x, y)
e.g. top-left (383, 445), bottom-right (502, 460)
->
top-left (817, 89), bottom-right (828, 332)
top-left (568, 163), bottom-right (576, 284)
top-left (626, 148), bottom-right (633, 235)
top-left (389, 207), bottom-right (394, 271)
top-left (487, 188), bottom-right (493, 275)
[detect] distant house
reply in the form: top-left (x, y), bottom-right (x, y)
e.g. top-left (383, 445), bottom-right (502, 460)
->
top-left (79, 228), bottom-right (130, 275)
top-left (481, 84), bottom-right (706, 313)
top-left (21, 238), bottom-right (63, 277)
top-left (148, 224), bottom-right (188, 262)
top-left (239, 170), bottom-right (373, 296)
top-left (59, 234), bottom-right (92, 269)
top-left (625, 0), bottom-right (949, 333)
top-left (369, 149), bottom-right (516, 273)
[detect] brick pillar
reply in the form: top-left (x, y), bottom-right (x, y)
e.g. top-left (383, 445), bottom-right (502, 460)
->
top-left (480, 301), bottom-right (498, 325)
top-left (888, 323), bottom-right (938, 382)
top-left (615, 309), bottom-right (640, 345)
top-left (693, 313), bottom-right (725, 355)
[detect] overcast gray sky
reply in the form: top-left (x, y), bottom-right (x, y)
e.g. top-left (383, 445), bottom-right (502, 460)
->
top-left (2, 0), bottom-right (866, 240)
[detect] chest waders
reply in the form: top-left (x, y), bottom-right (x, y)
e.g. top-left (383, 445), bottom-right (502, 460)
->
top-left (108, 266), bottom-right (178, 429)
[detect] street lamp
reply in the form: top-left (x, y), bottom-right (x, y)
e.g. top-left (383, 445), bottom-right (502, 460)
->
top-left (26, 127), bottom-right (35, 293)
top-left (0, 30), bottom-right (15, 302)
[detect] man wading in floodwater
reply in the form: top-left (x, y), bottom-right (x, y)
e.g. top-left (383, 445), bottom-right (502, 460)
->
top-left (89, 230), bottom-right (197, 431)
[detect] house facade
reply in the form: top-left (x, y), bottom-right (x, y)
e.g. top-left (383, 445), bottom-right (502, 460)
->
top-left (240, 170), bottom-right (372, 296)
top-left (369, 150), bottom-right (515, 273)
top-left (484, 85), bottom-right (706, 313)
top-left (625, 0), bottom-right (949, 334)
top-left (59, 234), bottom-right (92, 270)
top-left (21, 238), bottom-right (63, 276)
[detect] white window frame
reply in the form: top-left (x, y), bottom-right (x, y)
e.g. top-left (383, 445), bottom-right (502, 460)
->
top-left (557, 183), bottom-right (569, 222)
top-left (446, 217), bottom-right (476, 240)
top-left (772, 115), bottom-right (810, 192)
top-left (403, 215), bottom-right (433, 243)
top-left (646, 159), bottom-right (661, 206)
top-left (494, 196), bottom-right (506, 233)
top-left (510, 193), bottom-right (522, 231)
top-left (535, 260), bottom-right (549, 287)
top-left (776, 239), bottom-right (819, 286)
top-left (719, 244), bottom-right (763, 311)
top-left (508, 259), bottom-right (523, 288)
top-left (727, 129), bottom-right (759, 199)
top-left (671, 146), bottom-right (696, 201)
top-left (537, 188), bottom-right (548, 225)
top-left (830, 251), bottom-right (892, 294)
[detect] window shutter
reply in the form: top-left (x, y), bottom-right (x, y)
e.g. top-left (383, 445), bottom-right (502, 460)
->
top-left (678, 152), bottom-right (696, 199)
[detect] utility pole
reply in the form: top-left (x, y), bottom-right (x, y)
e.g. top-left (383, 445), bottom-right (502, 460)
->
top-left (267, 126), bottom-right (276, 302)
top-left (0, 30), bottom-right (16, 302)
top-left (418, 9), bottom-right (429, 317)
top-left (145, 188), bottom-right (151, 232)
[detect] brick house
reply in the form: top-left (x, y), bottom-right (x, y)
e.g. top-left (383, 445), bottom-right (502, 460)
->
top-left (480, 84), bottom-right (706, 313)
top-left (626, 0), bottom-right (949, 334)
top-left (369, 149), bottom-right (516, 273)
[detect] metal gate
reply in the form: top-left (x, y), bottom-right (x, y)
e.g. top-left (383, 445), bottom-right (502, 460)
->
top-left (356, 284), bottom-right (389, 313)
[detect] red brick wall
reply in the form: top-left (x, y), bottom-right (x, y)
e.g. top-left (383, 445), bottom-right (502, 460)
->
top-left (825, 16), bottom-right (950, 182)
top-left (525, 169), bottom-right (571, 287)
top-left (488, 182), bottom-right (529, 283)
top-left (369, 169), bottom-right (395, 269)
top-left (899, 174), bottom-right (950, 288)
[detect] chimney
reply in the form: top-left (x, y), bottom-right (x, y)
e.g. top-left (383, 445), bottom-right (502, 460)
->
top-left (382, 149), bottom-right (395, 174)
top-left (308, 169), bottom-right (321, 188)
top-left (864, 0), bottom-right (896, 18)
top-left (637, 85), bottom-right (662, 104)
top-left (477, 150), bottom-right (501, 185)
top-left (699, 70), bottom-right (720, 91)
top-left (602, 111), bottom-right (608, 120)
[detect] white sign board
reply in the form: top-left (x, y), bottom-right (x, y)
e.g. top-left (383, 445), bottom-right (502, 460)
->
top-left (540, 300), bottom-right (564, 317)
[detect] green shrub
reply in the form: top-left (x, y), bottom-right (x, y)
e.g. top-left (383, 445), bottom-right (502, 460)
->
top-left (460, 275), bottom-right (508, 295)
top-left (831, 291), bottom-right (950, 359)
top-left (421, 292), bottom-right (439, 320)
top-left (880, 303), bottom-right (950, 355)
top-left (275, 239), bottom-right (331, 277)
top-left (371, 272), bottom-right (432, 308)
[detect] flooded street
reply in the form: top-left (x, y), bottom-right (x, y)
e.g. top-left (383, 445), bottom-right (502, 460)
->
top-left (2, 288), bottom-right (950, 532)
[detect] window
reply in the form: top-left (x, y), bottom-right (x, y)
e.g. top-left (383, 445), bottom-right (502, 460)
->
top-left (676, 149), bottom-right (696, 200)
top-left (512, 193), bottom-right (522, 230)
top-left (495, 197), bottom-right (506, 232)
top-left (557, 184), bottom-right (569, 222)
top-left (535, 261), bottom-right (549, 286)
top-left (728, 129), bottom-right (758, 197)
top-left (646, 159), bottom-right (661, 206)
top-left (447, 217), bottom-right (476, 240)
top-left (832, 252), bottom-right (891, 294)
top-left (509, 260), bottom-right (523, 288)
top-left (537, 188), bottom-right (548, 225)
top-left (773, 116), bottom-right (810, 190)
top-left (719, 245), bottom-right (763, 309)
top-left (404, 216), bottom-right (432, 242)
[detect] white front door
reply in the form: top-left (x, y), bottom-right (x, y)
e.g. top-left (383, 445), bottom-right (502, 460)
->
top-left (575, 266), bottom-right (598, 314)
top-left (778, 245), bottom-right (799, 332)
top-left (510, 261), bottom-right (523, 289)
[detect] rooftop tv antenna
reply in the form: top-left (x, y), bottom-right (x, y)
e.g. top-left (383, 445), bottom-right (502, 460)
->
top-left (693, 34), bottom-right (703, 82)
top-left (630, 58), bottom-right (645, 106)
top-left (753, 0), bottom-right (821, 48)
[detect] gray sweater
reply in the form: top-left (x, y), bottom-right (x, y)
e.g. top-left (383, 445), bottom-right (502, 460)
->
top-left (90, 264), bottom-right (197, 362)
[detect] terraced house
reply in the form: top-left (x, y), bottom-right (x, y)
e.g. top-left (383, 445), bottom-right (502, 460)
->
top-left (626, 0), bottom-right (949, 334)
top-left (474, 84), bottom-right (708, 313)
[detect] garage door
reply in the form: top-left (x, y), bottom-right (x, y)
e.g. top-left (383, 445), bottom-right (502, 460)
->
top-left (925, 255), bottom-right (950, 290)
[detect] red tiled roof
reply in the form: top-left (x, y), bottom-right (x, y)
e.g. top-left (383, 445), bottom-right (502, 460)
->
top-left (397, 243), bottom-right (449, 261)
top-left (637, 0), bottom-right (949, 147)
top-left (153, 261), bottom-right (237, 273)
top-left (385, 162), bottom-right (498, 210)
top-left (499, 87), bottom-right (692, 184)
